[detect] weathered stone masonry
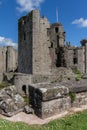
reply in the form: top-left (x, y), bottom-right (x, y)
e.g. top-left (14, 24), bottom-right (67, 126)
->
top-left (0, 46), bottom-right (17, 73)
top-left (29, 82), bottom-right (87, 119)
top-left (18, 10), bottom-right (87, 75)
top-left (16, 10), bottom-right (87, 119)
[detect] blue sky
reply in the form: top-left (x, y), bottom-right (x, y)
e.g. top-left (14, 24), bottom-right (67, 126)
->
top-left (0, 0), bottom-right (87, 48)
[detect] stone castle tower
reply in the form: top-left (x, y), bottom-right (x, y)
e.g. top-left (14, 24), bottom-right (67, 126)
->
top-left (18, 10), bottom-right (65, 75)
top-left (18, 10), bottom-right (87, 75)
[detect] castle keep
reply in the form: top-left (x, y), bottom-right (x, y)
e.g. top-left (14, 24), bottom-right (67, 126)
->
top-left (18, 10), bottom-right (87, 74)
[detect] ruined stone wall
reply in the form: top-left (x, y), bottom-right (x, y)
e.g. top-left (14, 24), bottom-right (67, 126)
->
top-left (0, 47), bottom-right (6, 73)
top-left (38, 17), bottom-right (52, 74)
top-left (85, 44), bottom-right (87, 73)
top-left (77, 47), bottom-right (85, 73)
top-left (29, 82), bottom-right (87, 119)
top-left (7, 46), bottom-right (18, 72)
top-left (49, 23), bottom-right (65, 67)
top-left (0, 46), bottom-right (17, 73)
top-left (14, 73), bottom-right (32, 95)
top-left (18, 10), bottom-right (87, 75)
top-left (64, 47), bottom-right (74, 68)
top-left (64, 47), bottom-right (85, 73)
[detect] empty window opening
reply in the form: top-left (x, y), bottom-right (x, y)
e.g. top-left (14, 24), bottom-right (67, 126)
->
top-left (51, 42), bottom-right (53, 48)
top-left (73, 58), bottom-right (78, 64)
top-left (22, 85), bottom-right (26, 95)
top-left (55, 27), bottom-right (58, 33)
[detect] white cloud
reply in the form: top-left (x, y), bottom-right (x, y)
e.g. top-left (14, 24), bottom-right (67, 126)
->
top-left (0, 36), bottom-right (18, 49)
top-left (16, 0), bottom-right (44, 13)
top-left (72, 18), bottom-right (87, 27)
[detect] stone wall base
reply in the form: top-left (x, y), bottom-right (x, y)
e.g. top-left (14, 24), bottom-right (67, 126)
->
top-left (29, 83), bottom-right (87, 119)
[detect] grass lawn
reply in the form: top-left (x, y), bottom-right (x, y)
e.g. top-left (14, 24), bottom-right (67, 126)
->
top-left (0, 110), bottom-right (87, 130)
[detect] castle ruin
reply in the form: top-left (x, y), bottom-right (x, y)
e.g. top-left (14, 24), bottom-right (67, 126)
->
top-left (0, 10), bottom-right (87, 119)
top-left (18, 10), bottom-right (87, 75)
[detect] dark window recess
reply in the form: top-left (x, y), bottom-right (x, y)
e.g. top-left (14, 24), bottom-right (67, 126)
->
top-left (24, 32), bottom-right (26, 40)
top-left (55, 27), bottom-right (58, 33)
top-left (73, 58), bottom-right (78, 64)
top-left (22, 85), bottom-right (26, 95)
top-left (51, 42), bottom-right (53, 48)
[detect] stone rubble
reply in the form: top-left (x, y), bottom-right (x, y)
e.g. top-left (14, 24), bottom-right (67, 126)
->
top-left (0, 85), bottom-right (25, 117)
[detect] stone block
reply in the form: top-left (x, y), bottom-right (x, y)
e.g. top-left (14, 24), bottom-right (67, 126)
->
top-left (29, 83), bottom-right (69, 101)
top-left (36, 97), bottom-right (71, 119)
top-left (29, 82), bottom-right (70, 118)
top-left (0, 86), bottom-right (25, 116)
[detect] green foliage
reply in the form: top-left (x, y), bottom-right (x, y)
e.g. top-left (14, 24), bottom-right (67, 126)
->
top-left (0, 81), bottom-right (11, 90)
top-left (23, 95), bottom-right (29, 105)
top-left (72, 68), bottom-right (82, 81)
top-left (75, 75), bottom-right (82, 81)
top-left (69, 92), bottom-right (76, 103)
top-left (1, 110), bottom-right (87, 129)
top-left (73, 68), bottom-right (81, 75)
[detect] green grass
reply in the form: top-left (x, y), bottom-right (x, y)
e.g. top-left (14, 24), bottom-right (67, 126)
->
top-left (1, 110), bottom-right (87, 130)
top-left (69, 92), bottom-right (76, 103)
